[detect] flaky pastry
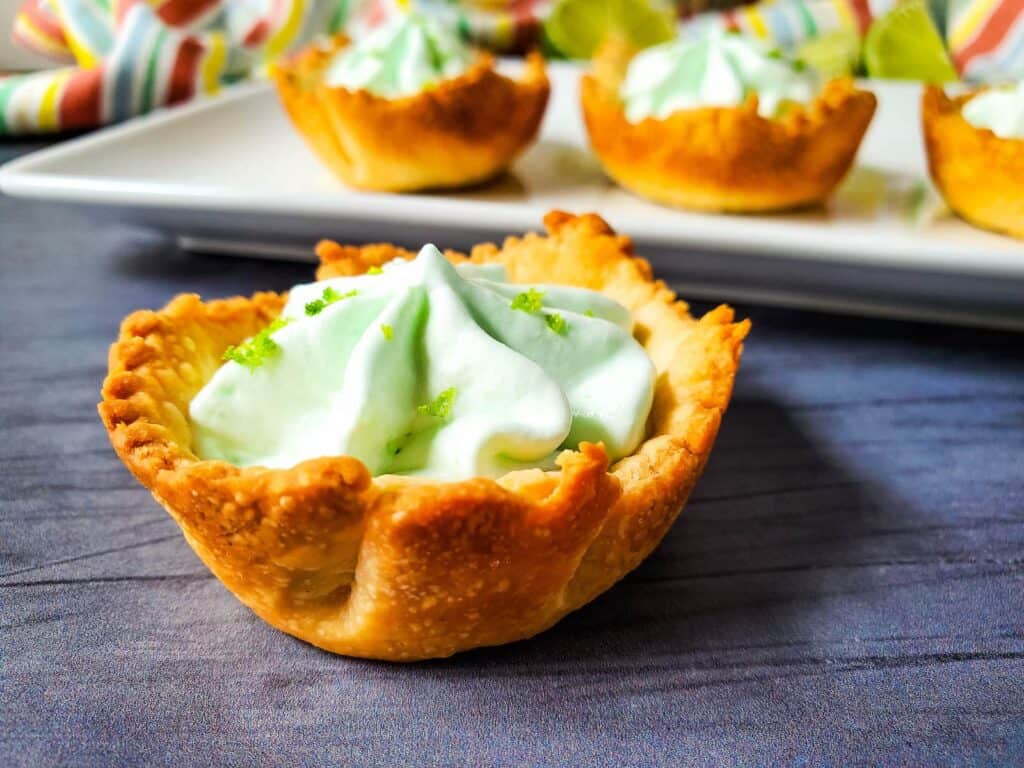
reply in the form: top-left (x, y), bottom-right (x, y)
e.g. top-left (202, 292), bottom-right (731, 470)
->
top-left (99, 212), bottom-right (749, 661)
top-left (270, 35), bottom-right (549, 192)
top-left (921, 85), bottom-right (1024, 241)
top-left (581, 43), bottom-right (877, 213)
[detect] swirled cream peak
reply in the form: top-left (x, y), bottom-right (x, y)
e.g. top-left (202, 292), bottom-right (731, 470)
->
top-left (189, 246), bottom-right (656, 481)
top-left (962, 81), bottom-right (1024, 139)
top-left (620, 29), bottom-right (819, 123)
top-left (324, 12), bottom-right (472, 98)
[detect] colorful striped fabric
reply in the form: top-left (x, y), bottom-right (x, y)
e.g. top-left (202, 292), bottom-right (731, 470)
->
top-left (11, 0), bottom-right (75, 64)
top-left (948, 0), bottom-right (1024, 80)
top-left (1, 0), bottom-right (344, 134)
top-left (681, 0), bottom-right (893, 48)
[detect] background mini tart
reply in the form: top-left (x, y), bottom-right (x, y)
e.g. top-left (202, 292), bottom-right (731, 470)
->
top-left (921, 85), bottom-right (1024, 241)
top-left (98, 212), bottom-right (749, 661)
top-left (270, 35), bottom-right (549, 193)
top-left (581, 41), bottom-right (876, 213)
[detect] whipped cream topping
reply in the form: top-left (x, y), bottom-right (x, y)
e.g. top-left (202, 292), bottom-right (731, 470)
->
top-left (324, 12), bottom-right (472, 98)
top-left (189, 246), bottom-right (656, 481)
top-left (962, 81), bottom-right (1024, 139)
top-left (620, 29), bottom-right (820, 123)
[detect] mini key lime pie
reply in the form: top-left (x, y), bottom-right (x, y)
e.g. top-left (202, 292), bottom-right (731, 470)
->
top-left (99, 212), bottom-right (748, 661)
top-left (922, 81), bottom-right (1024, 240)
top-left (581, 30), bottom-right (877, 212)
top-left (271, 13), bottom-right (549, 192)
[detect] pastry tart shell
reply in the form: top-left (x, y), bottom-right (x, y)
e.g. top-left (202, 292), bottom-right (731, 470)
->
top-left (270, 36), bottom-right (549, 192)
top-left (99, 212), bottom-right (749, 661)
top-left (921, 85), bottom-right (1024, 241)
top-left (581, 46), bottom-right (876, 212)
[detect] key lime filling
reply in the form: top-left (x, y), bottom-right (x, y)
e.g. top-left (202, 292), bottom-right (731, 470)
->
top-left (325, 12), bottom-right (473, 98)
top-left (962, 81), bottom-right (1024, 140)
top-left (620, 29), bottom-right (820, 123)
top-left (189, 246), bottom-right (656, 481)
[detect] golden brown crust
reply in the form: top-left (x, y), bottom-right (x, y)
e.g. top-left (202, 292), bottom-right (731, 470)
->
top-left (581, 45), bottom-right (877, 212)
top-left (921, 85), bottom-right (1024, 241)
top-left (270, 36), bottom-right (550, 192)
top-left (99, 212), bottom-right (749, 660)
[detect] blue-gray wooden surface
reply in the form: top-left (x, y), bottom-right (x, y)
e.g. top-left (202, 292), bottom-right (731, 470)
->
top-left (2, 141), bottom-right (1023, 767)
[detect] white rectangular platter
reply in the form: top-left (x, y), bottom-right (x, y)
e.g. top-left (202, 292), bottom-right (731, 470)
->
top-left (2, 62), bottom-right (1023, 329)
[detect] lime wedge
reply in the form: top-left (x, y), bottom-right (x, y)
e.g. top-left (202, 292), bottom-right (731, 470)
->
top-left (863, 0), bottom-right (957, 82)
top-left (796, 29), bottom-right (862, 77)
top-left (544, 0), bottom-right (677, 60)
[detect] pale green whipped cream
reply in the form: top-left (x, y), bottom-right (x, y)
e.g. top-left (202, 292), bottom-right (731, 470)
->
top-left (324, 12), bottom-right (472, 98)
top-left (189, 246), bottom-right (656, 481)
top-left (962, 81), bottom-right (1024, 139)
top-left (620, 29), bottom-right (819, 123)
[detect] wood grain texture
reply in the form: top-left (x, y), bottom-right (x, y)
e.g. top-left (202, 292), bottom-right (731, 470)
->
top-left (1, 142), bottom-right (1023, 767)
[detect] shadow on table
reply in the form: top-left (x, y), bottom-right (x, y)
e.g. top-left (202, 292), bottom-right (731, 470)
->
top-left (405, 390), bottom-right (896, 673)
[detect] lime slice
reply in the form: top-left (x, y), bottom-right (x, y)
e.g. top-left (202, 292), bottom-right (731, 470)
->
top-left (863, 0), bottom-right (957, 82)
top-left (796, 29), bottom-right (862, 78)
top-left (544, 0), bottom-right (677, 60)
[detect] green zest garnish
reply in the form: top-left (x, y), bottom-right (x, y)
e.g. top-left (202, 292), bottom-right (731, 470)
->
top-left (381, 323), bottom-right (394, 340)
top-left (367, 266), bottom-right (383, 275)
top-left (305, 286), bottom-right (358, 316)
top-left (545, 312), bottom-right (567, 335)
top-left (417, 387), bottom-right (456, 419)
top-left (584, 309), bottom-right (595, 318)
top-left (510, 288), bottom-right (544, 314)
top-left (222, 318), bottom-right (290, 371)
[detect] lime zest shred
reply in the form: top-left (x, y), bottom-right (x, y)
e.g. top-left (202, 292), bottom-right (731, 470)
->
top-left (381, 323), bottom-right (394, 340)
top-left (305, 286), bottom-right (358, 316)
top-left (510, 288), bottom-right (545, 314)
top-left (367, 266), bottom-right (383, 275)
top-left (222, 318), bottom-right (291, 371)
top-left (584, 309), bottom-right (595, 318)
top-left (417, 387), bottom-right (457, 419)
top-left (545, 312), bottom-right (567, 335)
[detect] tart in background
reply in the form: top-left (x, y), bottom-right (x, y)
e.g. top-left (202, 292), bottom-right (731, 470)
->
top-left (581, 32), bottom-right (877, 213)
top-left (271, 15), bottom-right (549, 193)
top-left (922, 83), bottom-right (1024, 241)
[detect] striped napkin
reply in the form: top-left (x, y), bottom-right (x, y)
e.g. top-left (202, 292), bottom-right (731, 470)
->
top-left (946, 0), bottom-right (1024, 81)
top-left (3, 0), bottom-right (344, 134)
top-left (681, 0), bottom-right (883, 43)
